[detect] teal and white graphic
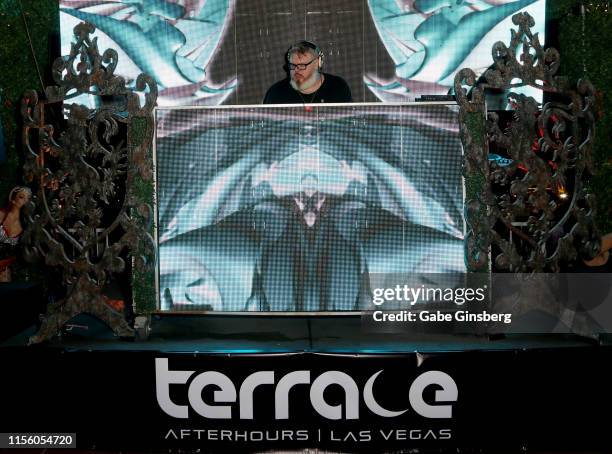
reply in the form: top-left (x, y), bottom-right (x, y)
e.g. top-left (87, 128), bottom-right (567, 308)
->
top-left (60, 0), bottom-right (236, 106)
top-left (60, 0), bottom-right (546, 105)
top-left (365, 0), bottom-right (545, 101)
top-left (155, 105), bottom-right (465, 312)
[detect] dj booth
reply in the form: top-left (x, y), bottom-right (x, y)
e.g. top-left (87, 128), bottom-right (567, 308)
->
top-left (1, 2), bottom-right (610, 450)
top-left (2, 101), bottom-right (612, 452)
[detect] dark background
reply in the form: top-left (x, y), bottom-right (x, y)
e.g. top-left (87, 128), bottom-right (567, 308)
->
top-left (208, 0), bottom-right (395, 104)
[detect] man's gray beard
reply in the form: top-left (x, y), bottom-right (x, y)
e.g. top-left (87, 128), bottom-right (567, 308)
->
top-left (290, 71), bottom-right (321, 92)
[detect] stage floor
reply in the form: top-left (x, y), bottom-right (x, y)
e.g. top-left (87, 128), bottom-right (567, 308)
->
top-left (2, 313), bottom-right (608, 353)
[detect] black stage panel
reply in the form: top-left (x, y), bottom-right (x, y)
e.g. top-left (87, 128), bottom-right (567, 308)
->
top-left (0, 282), bottom-right (45, 343)
top-left (0, 317), bottom-right (611, 452)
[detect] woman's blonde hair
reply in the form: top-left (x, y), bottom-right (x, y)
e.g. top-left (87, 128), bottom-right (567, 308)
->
top-left (8, 186), bottom-right (32, 203)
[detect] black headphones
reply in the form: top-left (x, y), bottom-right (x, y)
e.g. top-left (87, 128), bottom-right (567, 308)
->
top-left (285, 41), bottom-right (323, 71)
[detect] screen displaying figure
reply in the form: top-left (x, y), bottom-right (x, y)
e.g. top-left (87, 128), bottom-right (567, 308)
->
top-left (59, 0), bottom-right (546, 106)
top-left (155, 104), bottom-right (465, 312)
top-left (245, 161), bottom-right (370, 311)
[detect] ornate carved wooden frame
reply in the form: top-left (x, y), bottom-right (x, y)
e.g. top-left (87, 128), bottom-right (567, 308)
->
top-left (21, 22), bottom-right (157, 344)
top-left (454, 12), bottom-right (600, 274)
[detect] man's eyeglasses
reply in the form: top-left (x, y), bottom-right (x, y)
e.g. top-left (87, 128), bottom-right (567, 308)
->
top-left (288, 57), bottom-right (318, 70)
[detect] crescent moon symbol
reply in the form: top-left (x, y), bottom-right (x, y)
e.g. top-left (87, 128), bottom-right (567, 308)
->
top-left (364, 370), bottom-right (409, 418)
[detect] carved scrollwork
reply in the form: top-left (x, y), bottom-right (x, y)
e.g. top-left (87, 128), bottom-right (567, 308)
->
top-left (484, 13), bottom-right (562, 93)
top-left (455, 12), bottom-right (599, 273)
top-left (21, 22), bottom-right (157, 343)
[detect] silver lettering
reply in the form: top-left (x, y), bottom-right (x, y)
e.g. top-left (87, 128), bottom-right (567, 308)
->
top-left (155, 358), bottom-right (194, 419)
top-left (239, 371), bottom-right (274, 419)
top-left (275, 371), bottom-right (311, 419)
top-left (409, 370), bottom-right (458, 418)
top-left (188, 371), bottom-right (236, 419)
top-left (155, 359), bottom-right (458, 420)
top-left (310, 371), bottom-right (359, 420)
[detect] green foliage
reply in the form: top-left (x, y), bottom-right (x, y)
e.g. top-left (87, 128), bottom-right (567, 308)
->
top-left (548, 0), bottom-right (580, 20)
top-left (130, 115), bottom-right (147, 147)
top-left (463, 112), bottom-right (487, 207)
top-left (557, 1), bottom-right (612, 233)
top-left (131, 185), bottom-right (156, 314)
top-left (464, 112), bottom-right (485, 146)
top-left (129, 115), bottom-right (156, 313)
top-left (0, 0), bottom-right (58, 201)
top-left (132, 267), bottom-right (157, 313)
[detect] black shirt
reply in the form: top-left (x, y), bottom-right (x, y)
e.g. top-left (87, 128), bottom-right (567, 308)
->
top-left (263, 73), bottom-right (352, 104)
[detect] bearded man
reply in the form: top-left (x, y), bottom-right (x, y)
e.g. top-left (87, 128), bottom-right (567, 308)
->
top-left (263, 41), bottom-right (352, 104)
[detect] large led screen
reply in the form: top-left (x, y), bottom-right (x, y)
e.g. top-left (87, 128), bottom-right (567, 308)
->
top-left (155, 104), bottom-right (465, 311)
top-left (59, 0), bottom-right (546, 106)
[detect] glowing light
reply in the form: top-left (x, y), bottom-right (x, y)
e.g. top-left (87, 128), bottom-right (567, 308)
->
top-left (557, 183), bottom-right (568, 200)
